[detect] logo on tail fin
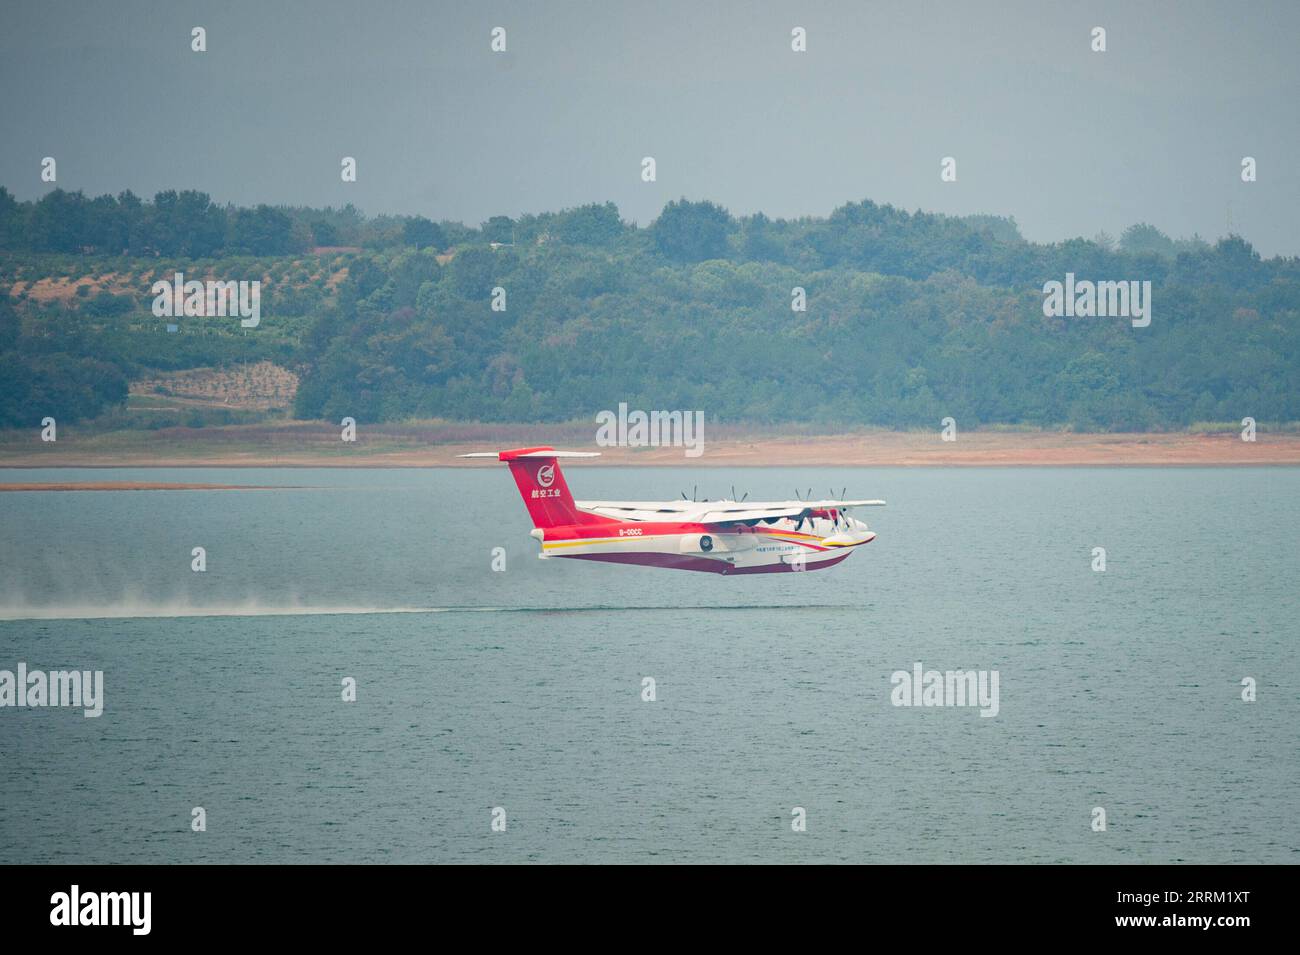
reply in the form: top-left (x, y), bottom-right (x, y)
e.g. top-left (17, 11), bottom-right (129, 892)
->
top-left (537, 463), bottom-right (555, 488)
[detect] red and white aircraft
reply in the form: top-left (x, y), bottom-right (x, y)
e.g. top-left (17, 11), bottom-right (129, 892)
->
top-left (461, 446), bottom-right (884, 574)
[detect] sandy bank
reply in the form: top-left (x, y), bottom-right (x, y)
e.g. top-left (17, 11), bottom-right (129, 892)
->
top-left (0, 429), bottom-right (1295, 468)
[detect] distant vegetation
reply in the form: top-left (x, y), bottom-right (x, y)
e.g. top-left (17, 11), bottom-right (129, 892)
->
top-left (1, 186), bottom-right (1297, 431)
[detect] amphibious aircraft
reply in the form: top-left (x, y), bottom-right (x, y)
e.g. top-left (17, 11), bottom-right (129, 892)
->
top-left (460, 446), bottom-right (884, 574)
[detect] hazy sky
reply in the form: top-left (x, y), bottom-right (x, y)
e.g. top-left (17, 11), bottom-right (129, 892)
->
top-left (2, 0), bottom-right (1297, 254)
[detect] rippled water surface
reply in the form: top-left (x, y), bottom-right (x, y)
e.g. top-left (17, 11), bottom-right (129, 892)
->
top-left (0, 466), bottom-right (1295, 862)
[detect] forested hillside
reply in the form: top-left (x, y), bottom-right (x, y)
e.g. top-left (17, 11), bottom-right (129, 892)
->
top-left (2, 187), bottom-right (1297, 430)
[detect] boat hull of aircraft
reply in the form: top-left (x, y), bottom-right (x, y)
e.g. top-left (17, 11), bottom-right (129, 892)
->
top-left (534, 519), bottom-right (868, 574)
top-left (562, 550), bottom-right (853, 575)
top-left (461, 446), bottom-right (883, 575)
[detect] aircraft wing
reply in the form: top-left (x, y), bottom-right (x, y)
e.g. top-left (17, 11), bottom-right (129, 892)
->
top-left (576, 499), bottom-right (884, 523)
top-left (697, 505), bottom-right (806, 523)
top-left (697, 500), bottom-right (885, 523)
top-left (794, 499), bottom-right (886, 509)
top-left (576, 500), bottom-right (702, 521)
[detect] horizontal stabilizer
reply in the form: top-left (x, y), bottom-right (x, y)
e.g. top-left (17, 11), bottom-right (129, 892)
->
top-left (458, 448), bottom-right (601, 461)
top-left (515, 451), bottom-right (601, 458)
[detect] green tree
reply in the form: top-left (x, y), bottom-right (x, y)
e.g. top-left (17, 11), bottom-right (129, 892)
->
top-left (482, 215), bottom-right (515, 244)
top-left (403, 216), bottom-right (446, 250)
top-left (554, 202), bottom-right (622, 246)
top-left (230, 204), bottom-right (299, 256)
top-left (653, 198), bottom-right (732, 262)
top-left (1119, 223), bottom-right (1175, 257)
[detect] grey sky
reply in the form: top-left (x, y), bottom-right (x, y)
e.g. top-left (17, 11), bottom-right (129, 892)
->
top-left (2, 0), bottom-right (1296, 254)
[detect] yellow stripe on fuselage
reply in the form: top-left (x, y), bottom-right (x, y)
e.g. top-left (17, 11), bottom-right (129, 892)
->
top-left (540, 528), bottom-right (847, 550)
top-left (542, 537), bottom-right (640, 549)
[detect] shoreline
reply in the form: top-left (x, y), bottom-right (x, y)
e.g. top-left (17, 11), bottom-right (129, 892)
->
top-left (0, 430), bottom-right (1296, 469)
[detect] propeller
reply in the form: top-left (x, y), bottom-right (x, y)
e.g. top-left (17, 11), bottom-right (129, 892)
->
top-left (728, 485), bottom-right (750, 503)
top-left (830, 488), bottom-right (847, 521)
top-left (794, 506), bottom-right (812, 531)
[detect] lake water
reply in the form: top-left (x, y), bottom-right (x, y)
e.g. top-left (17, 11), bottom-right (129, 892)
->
top-left (0, 466), bottom-right (1295, 863)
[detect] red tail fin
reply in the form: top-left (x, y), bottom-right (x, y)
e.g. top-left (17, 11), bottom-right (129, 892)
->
top-left (494, 447), bottom-right (614, 529)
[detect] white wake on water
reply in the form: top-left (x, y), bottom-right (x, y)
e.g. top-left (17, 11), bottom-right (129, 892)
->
top-left (0, 602), bottom-right (824, 621)
top-left (0, 601), bottom-right (470, 621)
